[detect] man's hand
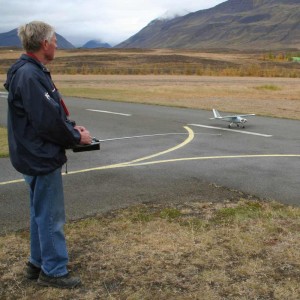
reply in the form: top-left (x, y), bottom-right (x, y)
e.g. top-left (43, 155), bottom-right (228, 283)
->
top-left (74, 126), bottom-right (92, 145)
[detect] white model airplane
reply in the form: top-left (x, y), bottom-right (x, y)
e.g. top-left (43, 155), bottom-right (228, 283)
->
top-left (210, 109), bottom-right (255, 128)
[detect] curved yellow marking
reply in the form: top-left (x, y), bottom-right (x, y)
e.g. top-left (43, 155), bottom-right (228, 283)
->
top-left (0, 179), bottom-right (25, 185)
top-left (0, 126), bottom-right (194, 184)
top-left (125, 126), bottom-right (194, 164)
top-left (62, 154), bottom-right (300, 175)
top-left (65, 125), bottom-right (194, 175)
top-left (1, 154), bottom-right (299, 184)
top-left (0, 122), bottom-right (299, 186)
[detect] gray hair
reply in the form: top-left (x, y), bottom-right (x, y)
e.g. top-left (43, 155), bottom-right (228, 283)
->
top-left (18, 21), bottom-right (55, 52)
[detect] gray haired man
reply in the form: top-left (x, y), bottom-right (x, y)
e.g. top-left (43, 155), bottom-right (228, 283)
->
top-left (4, 21), bottom-right (91, 288)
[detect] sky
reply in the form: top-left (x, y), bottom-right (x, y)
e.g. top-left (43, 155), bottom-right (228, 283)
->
top-left (0, 0), bottom-right (225, 46)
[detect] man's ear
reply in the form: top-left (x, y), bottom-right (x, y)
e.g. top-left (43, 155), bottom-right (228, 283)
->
top-left (41, 39), bottom-right (49, 50)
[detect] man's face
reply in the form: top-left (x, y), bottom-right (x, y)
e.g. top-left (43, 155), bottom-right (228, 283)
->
top-left (43, 34), bottom-right (57, 63)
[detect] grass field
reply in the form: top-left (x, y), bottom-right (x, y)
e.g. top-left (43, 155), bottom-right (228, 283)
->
top-left (1, 74), bottom-right (300, 120)
top-left (0, 199), bottom-right (300, 299)
top-left (0, 48), bottom-right (299, 299)
top-left (53, 74), bottom-right (300, 120)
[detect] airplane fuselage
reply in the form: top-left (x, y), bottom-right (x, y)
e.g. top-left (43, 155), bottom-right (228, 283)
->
top-left (217, 116), bottom-right (247, 128)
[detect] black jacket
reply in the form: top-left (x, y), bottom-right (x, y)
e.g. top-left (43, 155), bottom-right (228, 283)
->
top-left (4, 54), bottom-right (80, 175)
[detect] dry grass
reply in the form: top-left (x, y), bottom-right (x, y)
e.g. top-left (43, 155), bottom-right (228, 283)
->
top-left (52, 74), bottom-right (300, 120)
top-left (0, 127), bottom-right (9, 157)
top-left (0, 199), bottom-right (300, 299)
top-left (1, 48), bottom-right (299, 120)
top-left (1, 73), bottom-right (299, 120)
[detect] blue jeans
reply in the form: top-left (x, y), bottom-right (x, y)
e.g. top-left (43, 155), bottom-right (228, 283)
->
top-left (23, 167), bottom-right (69, 277)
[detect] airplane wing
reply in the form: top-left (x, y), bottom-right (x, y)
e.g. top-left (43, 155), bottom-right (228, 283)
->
top-left (236, 114), bottom-right (255, 117)
top-left (217, 113), bottom-right (255, 118)
top-left (210, 109), bottom-right (255, 120)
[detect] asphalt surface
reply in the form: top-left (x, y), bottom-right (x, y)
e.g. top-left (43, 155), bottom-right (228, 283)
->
top-left (0, 95), bottom-right (299, 233)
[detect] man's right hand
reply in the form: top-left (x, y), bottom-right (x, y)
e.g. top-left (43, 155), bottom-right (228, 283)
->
top-left (74, 126), bottom-right (92, 144)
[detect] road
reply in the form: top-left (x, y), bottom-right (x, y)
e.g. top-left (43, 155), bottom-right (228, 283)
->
top-left (0, 95), bottom-right (299, 233)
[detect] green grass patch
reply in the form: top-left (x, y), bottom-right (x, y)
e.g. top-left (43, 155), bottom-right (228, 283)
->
top-left (254, 84), bottom-right (282, 91)
top-left (212, 200), bottom-right (263, 224)
top-left (160, 207), bottom-right (182, 220)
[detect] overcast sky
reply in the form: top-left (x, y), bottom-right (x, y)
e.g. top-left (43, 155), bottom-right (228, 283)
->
top-left (1, 0), bottom-right (225, 46)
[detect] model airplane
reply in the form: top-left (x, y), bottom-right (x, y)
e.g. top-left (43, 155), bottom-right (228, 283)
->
top-left (210, 109), bottom-right (255, 128)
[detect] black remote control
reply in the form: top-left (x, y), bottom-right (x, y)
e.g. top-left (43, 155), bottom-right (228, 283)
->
top-left (72, 137), bottom-right (100, 152)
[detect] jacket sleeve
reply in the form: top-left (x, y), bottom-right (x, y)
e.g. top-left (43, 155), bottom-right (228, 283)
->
top-left (16, 69), bottom-right (81, 148)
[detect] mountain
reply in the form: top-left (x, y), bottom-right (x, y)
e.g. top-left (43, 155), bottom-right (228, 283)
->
top-left (116, 0), bottom-right (300, 50)
top-left (0, 29), bottom-right (75, 49)
top-left (82, 40), bottom-right (111, 49)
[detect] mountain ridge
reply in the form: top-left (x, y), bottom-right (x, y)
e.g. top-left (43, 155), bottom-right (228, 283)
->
top-left (1, 0), bottom-right (299, 50)
top-left (116, 0), bottom-right (300, 50)
top-left (0, 28), bottom-right (75, 49)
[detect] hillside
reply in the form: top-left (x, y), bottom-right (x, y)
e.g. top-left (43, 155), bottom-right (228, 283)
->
top-left (82, 40), bottom-right (111, 49)
top-left (0, 29), bottom-right (75, 49)
top-left (116, 0), bottom-right (300, 50)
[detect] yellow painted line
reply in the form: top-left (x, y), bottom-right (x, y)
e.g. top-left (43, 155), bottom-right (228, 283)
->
top-left (0, 178), bottom-right (25, 186)
top-left (124, 126), bottom-right (194, 164)
top-left (0, 122), bottom-right (299, 186)
top-left (0, 126), bottom-right (194, 185)
top-left (1, 154), bottom-right (299, 185)
top-left (51, 154), bottom-right (300, 177)
top-left (127, 154), bottom-right (300, 167)
top-left (64, 154), bottom-right (300, 175)
top-left (64, 125), bottom-right (195, 175)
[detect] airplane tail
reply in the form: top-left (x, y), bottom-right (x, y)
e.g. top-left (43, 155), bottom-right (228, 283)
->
top-left (212, 109), bottom-right (222, 118)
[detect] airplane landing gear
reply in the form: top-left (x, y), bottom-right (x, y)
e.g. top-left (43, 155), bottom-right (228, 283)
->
top-left (228, 123), bottom-right (245, 129)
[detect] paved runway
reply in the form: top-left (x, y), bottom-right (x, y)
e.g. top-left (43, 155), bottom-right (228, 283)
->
top-left (0, 96), bottom-right (299, 233)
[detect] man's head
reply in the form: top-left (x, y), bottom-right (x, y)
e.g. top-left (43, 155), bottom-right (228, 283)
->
top-left (18, 21), bottom-right (57, 64)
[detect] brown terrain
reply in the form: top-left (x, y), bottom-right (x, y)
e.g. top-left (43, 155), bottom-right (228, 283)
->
top-left (0, 48), bottom-right (299, 120)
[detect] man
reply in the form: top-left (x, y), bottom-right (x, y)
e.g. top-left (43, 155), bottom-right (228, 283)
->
top-left (4, 21), bottom-right (91, 288)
